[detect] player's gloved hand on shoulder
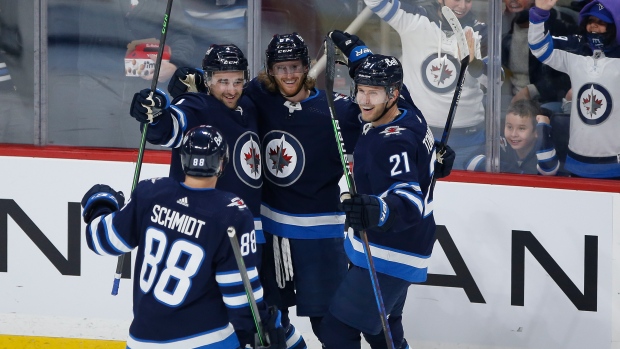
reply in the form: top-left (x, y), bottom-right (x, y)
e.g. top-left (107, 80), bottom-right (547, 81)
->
top-left (167, 67), bottom-right (206, 98)
top-left (254, 306), bottom-right (286, 349)
top-left (130, 88), bottom-right (170, 124)
top-left (435, 142), bottom-right (455, 179)
top-left (339, 193), bottom-right (394, 231)
top-left (328, 30), bottom-right (372, 78)
top-left (81, 184), bottom-right (125, 224)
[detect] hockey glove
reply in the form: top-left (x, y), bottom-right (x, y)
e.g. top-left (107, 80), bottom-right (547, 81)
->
top-left (328, 30), bottom-right (372, 78)
top-left (254, 306), bottom-right (286, 349)
top-left (130, 88), bottom-right (170, 124)
top-left (81, 184), bottom-right (125, 224)
top-left (167, 67), bottom-right (206, 98)
top-left (339, 193), bottom-right (393, 232)
top-left (434, 142), bottom-right (455, 179)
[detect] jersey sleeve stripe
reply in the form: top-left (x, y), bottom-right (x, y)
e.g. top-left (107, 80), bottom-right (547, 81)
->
top-left (383, 0), bottom-right (400, 22)
top-left (222, 287), bottom-right (264, 308)
top-left (87, 216), bottom-right (104, 255)
top-left (381, 181), bottom-right (423, 196)
top-left (392, 189), bottom-right (424, 215)
top-left (370, 0), bottom-right (390, 13)
top-left (215, 267), bottom-right (259, 286)
top-left (102, 213), bottom-right (132, 254)
top-left (529, 23), bottom-right (554, 63)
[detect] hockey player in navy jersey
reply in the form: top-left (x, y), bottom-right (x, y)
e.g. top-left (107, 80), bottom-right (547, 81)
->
top-left (81, 125), bottom-right (286, 349)
top-left (320, 52), bottom-right (440, 348)
top-left (529, 0), bottom-right (620, 178)
top-left (243, 32), bottom-right (363, 344)
top-left (129, 44), bottom-right (265, 246)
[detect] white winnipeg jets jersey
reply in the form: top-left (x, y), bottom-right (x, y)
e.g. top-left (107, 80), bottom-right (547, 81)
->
top-left (364, 0), bottom-right (485, 128)
top-left (530, 16), bottom-right (620, 177)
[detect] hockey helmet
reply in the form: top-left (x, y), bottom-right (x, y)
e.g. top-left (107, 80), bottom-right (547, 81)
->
top-left (265, 32), bottom-right (311, 68)
top-left (354, 55), bottom-right (404, 95)
top-left (202, 44), bottom-right (250, 84)
top-left (180, 125), bottom-right (229, 178)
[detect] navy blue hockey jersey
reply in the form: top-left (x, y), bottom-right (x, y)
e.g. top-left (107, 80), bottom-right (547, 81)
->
top-left (84, 177), bottom-right (264, 348)
top-left (144, 93), bottom-right (264, 242)
top-left (345, 108), bottom-right (437, 283)
top-left (245, 79), bottom-right (362, 239)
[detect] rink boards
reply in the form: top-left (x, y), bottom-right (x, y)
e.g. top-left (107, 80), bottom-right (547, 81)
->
top-left (0, 152), bottom-right (618, 349)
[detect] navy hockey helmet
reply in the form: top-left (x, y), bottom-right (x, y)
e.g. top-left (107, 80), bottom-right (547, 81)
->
top-left (203, 44), bottom-right (249, 72)
top-left (265, 32), bottom-right (311, 68)
top-left (180, 125), bottom-right (229, 178)
top-left (354, 54), bottom-right (404, 96)
top-left (202, 44), bottom-right (250, 84)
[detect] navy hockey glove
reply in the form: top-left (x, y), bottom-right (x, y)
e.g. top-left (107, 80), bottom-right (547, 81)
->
top-left (167, 67), bottom-right (206, 98)
top-left (435, 142), bottom-right (455, 179)
top-left (81, 184), bottom-right (125, 224)
top-left (339, 193), bottom-right (394, 231)
top-left (328, 30), bottom-right (372, 78)
top-left (255, 306), bottom-right (286, 349)
top-left (130, 88), bottom-right (170, 124)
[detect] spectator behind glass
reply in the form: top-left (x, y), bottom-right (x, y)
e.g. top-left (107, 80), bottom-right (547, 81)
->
top-left (466, 100), bottom-right (559, 175)
top-left (178, 0), bottom-right (248, 66)
top-left (501, 100), bottom-right (559, 175)
top-left (364, 0), bottom-right (488, 170)
top-left (529, 0), bottom-right (620, 179)
top-left (67, 0), bottom-right (194, 148)
top-left (502, 0), bottom-right (578, 114)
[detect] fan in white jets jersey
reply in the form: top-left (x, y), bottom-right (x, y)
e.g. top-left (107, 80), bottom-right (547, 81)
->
top-left (363, 0), bottom-right (488, 169)
top-left (81, 126), bottom-right (286, 349)
top-left (529, 0), bottom-right (620, 178)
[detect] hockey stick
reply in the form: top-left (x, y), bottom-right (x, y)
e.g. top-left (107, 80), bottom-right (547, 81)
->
top-left (308, 6), bottom-right (373, 78)
top-left (111, 0), bottom-right (174, 296)
top-left (325, 36), bottom-right (395, 349)
top-left (437, 6), bottom-right (470, 149)
top-left (227, 226), bottom-right (267, 347)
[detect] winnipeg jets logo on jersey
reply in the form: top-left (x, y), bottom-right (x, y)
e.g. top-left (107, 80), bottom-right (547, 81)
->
top-left (379, 126), bottom-right (406, 137)
top-left (262, 131), bottom-right (305, 187)
top-left (227, 197), bottom-right (247, 209)
top-left (232, 131), bottom-right (262, 189)
top-left (577, 83), bottom-right (612, 125)
top-left (422, 53), bottom-right (460, 93)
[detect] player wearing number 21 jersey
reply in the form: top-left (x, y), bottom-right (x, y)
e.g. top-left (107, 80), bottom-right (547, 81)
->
top-left (81, 126), bottom-right (272, 349)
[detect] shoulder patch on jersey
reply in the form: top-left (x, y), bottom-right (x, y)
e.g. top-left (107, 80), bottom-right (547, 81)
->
top-left (227, 197), bottom-right (247, 209)
top-left (379, 125), bottom-right (407, 137)
top-left (232, 131), bottom-right (262, 188)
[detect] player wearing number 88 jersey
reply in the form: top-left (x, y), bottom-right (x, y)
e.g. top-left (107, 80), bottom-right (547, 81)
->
top-left (82, 126), bottom-right (283, 349)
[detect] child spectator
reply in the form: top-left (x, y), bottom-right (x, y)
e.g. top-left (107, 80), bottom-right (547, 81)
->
top-left (466, 99), bottom-right (559, 175)
top-left (529, 0), bottom-right (620, 178)
top-left (501, 100), bottom-right (560, 175)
